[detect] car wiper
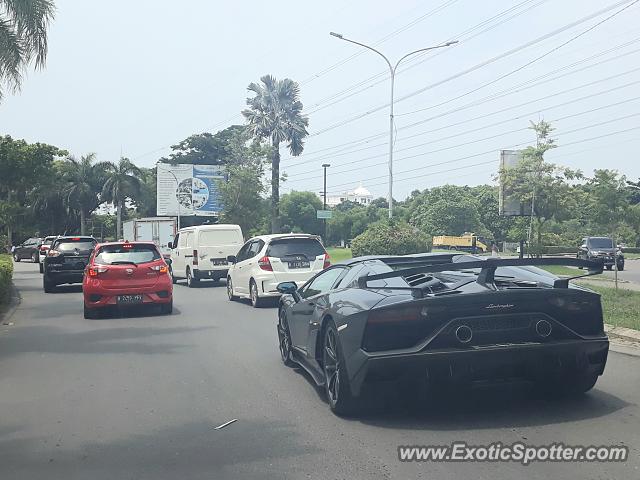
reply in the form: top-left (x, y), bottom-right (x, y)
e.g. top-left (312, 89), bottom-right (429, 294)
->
top-left (109, 261), bottom-right (137, 265)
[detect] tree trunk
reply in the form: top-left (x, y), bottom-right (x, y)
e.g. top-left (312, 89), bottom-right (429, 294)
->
top-left (271, 142), bottom-right (281, 234)
top-left (80, 209), bottom-right (86, 235)
top-left (116, 200), bottom-right (122, 240)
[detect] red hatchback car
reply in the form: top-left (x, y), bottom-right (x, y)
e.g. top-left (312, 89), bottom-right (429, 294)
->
top-left (82, 241), bottom-right (173, 319)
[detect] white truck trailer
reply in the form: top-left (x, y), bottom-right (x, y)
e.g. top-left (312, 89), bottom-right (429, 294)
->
top-left (122, 217), bottom-right (177, 257)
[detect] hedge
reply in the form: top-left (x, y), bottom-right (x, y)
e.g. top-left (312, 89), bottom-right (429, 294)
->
top-left (622, 247), bottom-right (640, 254)
top-left (0, 254), bottom-right (13, 305)
top-left (351, 221), bottom-right (431, 257)
top-left (539, 245), bottom-right (577, 255)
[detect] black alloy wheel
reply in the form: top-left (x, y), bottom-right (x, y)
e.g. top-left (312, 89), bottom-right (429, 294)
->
top-left (277, 309), bottom-right (294, 367)
top-left (322, 321), bottom-right (357, 415)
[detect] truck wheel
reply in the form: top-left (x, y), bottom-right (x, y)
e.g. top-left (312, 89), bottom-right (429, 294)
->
top-left (13, 254), bottom-right (20, 262)
top-left (169, 266), bottom-right (177, 284)
top-left (39, 262), bottom-right (44, 274)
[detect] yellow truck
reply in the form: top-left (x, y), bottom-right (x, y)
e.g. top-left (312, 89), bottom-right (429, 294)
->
top-left (432, 233), bottom-right (489, 253)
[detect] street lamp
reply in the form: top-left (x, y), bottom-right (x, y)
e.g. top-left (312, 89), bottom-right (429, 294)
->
top-left (329, 32), bottom-right (458, 218)
top-left (322, 163), bottom-right (330, 240)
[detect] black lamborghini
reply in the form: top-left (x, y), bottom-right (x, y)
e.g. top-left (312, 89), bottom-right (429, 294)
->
top-left (276, 254), bottom-right (609, 415)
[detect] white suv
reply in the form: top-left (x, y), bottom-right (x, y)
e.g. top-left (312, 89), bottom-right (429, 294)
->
top-left (226, 234), bottom-right (329, 307)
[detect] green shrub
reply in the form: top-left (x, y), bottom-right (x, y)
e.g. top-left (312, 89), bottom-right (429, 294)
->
top-left (0, 254), bottom-right (13, 305)
top-left (351, 221), bottom-right (431, 257)
top-left (540, 245), bottom-right (577, 255)
top-left (622, 247), bottom-right (640, 254)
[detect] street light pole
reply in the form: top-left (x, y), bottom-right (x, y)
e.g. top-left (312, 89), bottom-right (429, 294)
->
top-left (322, 163), bottom-right (330, 241)
top-left (329, 32), bottom-right (458, 219)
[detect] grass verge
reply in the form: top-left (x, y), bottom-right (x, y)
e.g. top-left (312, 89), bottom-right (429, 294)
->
top-left (327, 247), bottom-right (352, 263)
top-left (0, 254), bottom-right (14, 307)
top-left (540, 265), bottom-right (582, 276)
top-left (576, 282), bottom-right (640, 331)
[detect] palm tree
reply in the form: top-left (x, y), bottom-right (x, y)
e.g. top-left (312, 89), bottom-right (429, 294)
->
top-left (101, 157), bottom-right (142, 239)
top-left (0, 0), bottom-right (56, 100)
top-left (63, 153), bottom-right (105, 235)
top-left (242, 75), bottom-right (309, 233)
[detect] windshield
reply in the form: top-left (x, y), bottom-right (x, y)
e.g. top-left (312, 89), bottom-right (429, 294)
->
top-left (55, 240), bottom-right (96, 252)
top-left (589, 238), bottom-right (613, 249)
top-left (94, 244), bottom-right (161, 265)
top-left (267, 238), bottom-right (325, 259)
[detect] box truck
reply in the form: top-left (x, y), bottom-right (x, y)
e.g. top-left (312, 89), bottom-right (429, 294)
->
top-left (122, 217), bottom-right (177, 257)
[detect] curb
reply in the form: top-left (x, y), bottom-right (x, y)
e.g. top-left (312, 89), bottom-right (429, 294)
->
top-left (605, 323), bottom-right (640, 343)
top-left (0, 283), bottom-right (20, 326)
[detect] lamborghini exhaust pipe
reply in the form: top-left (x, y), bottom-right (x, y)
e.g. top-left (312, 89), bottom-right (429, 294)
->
top-left (455, 325), bottom-right (473, 344)
top-left (535, 319), bottom-right (553, 338)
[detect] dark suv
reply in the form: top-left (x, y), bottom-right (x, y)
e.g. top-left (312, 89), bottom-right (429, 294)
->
top-left (13, 237), bottom-right (43, 263)
top-left (577, 236), bottom-right (624, 271)
top-left (43, 236), bottom-right (98, 292)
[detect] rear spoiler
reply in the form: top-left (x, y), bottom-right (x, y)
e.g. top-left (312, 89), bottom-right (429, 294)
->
top-left (358, 257), bottom-right (604, 290)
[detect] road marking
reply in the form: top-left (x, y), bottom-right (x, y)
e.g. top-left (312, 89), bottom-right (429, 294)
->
top-left (214, 419), bottom-right (238, 430)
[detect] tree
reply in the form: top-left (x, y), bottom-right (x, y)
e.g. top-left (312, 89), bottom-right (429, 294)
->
top-left (499, 120), bottom-right (581, 254)
top-left (62, 154), bottom-right (105, 235)
top-left (0, 135), bottom-right (64, 242)
top-left (132, 167), bottom-right (157, 217)
top-left (0, 0), bottom-right (55, 100)
top-left (242, 75), bottom-right (309, 233)
top-left (101, 157), bottom-right (142, 239)
top-left (409, 185), bottom-right (481, 237)
top-left (159, 126), bottom-right (246, 165)
top-left (279, 191), bottom-right (323, 236)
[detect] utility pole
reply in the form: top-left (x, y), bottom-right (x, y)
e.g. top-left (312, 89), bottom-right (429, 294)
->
top-left (330, 32), bottom-right (457, 219)
top-left (322, 163), bottom-right (330, 241)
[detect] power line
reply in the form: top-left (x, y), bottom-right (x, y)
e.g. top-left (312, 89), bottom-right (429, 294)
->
top-left (323, 124), bottom-right (640, 193)
top-left (284, 80), bottom-right (640, 179)
top-left (282, 37), bottom-right (640, 164)
top-left (305, 0), bottom-right (547, 114)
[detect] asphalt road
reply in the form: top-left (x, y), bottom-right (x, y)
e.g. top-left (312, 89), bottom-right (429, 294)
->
top-left (1, 261), bottom-right (639, 479)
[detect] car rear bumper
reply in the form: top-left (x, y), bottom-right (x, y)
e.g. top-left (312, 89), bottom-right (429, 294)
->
top-left (45, 270), bottom-right (85, 285)
top-left (194, 268), bottom-right (228, 280)
top-left (83, 287), bottom-right (172, 308)
top-left (347, 338), bottom-right (609, 396)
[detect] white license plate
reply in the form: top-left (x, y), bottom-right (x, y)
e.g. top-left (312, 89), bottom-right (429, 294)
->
top-left (288, 261), bottom-right (310, 269)
top-left (117, 294), bottom-right (143, 304)
top-left (211, 258), bottom-right (227, 266)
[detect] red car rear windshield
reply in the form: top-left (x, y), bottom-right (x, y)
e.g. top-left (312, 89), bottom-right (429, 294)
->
top-left (94, 244), bottom-right (161, 265)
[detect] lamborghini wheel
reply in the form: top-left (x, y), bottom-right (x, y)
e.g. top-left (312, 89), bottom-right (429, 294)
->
top-left (322, 321), bottom-right (358, 415)
top-left (277, 308), bottom-right (295, 367)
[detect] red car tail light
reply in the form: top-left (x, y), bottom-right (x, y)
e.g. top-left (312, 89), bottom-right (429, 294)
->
top-left (323, 253), bottom-right (331, 269)
top-left (40, 245), bottom-right (50, 253)
top-left (149, 265), bottom-right (169, 274)
top-left (88, 266), bottom-right (108, 277)
top-left (193, 249), bottom-right (198, 266)
top-left (258, 256), bottom-right (273, 271)
top-left (47, 250), bottom-right (61, 257)
top-left (367, 305), bottom-right (423, 325)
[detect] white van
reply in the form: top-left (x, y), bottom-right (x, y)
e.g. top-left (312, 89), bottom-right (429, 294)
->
top-left (169, 224), bottom-right (243, 287)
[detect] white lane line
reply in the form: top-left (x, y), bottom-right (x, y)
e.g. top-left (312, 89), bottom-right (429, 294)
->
top-left (215, 419), bottom-right (238, 430)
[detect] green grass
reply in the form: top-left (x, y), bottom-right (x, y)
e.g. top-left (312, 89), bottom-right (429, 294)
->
top-left (540, 265), bottom-right (582, 276)
top-left (327, 247), bottom-right (352, 263)
top-left (623, 252), bottom-right (640, 260)
top-left (576, 283), bottom-right (640, 331)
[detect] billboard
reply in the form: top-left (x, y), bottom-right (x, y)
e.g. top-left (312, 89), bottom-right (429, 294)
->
top-left (498, 150), bottom-right (532, 216)
top-left (156, 163), bottom-right (226, 216)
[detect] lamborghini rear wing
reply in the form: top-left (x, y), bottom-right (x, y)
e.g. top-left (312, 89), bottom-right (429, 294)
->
top-left (358, 257), bottom-right (604, 290)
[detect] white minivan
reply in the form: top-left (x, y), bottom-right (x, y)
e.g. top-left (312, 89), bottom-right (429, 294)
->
top-left (169, 224), bottom-right (243, 287)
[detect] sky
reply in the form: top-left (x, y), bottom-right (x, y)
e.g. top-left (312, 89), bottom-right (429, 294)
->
top-left (1, 0), bottom-right (639, 201)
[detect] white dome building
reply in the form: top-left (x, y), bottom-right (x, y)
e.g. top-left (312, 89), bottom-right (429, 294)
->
top-left (325, 184), bottom-right (374, 207)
